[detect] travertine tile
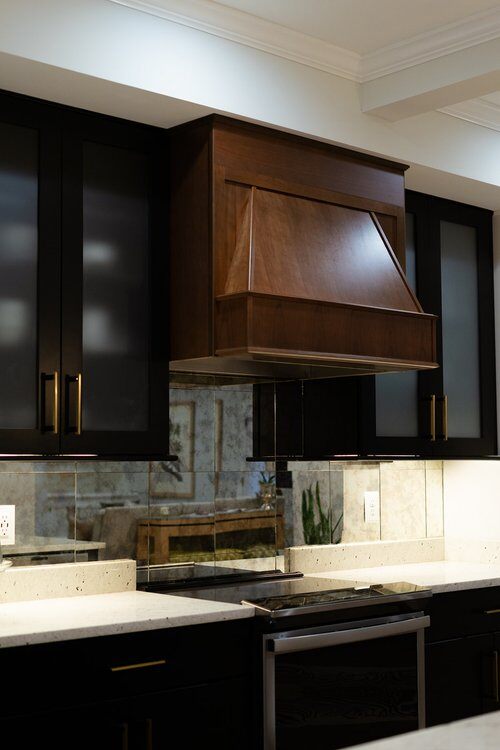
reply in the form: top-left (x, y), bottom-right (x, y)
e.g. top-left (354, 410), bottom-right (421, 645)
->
top-left (341, 465), bottom-right (380, 542)
top-left (285, 537), bottom-right (444, 573)
top-left (426, 468), bottom-right (444, 537)
top-left (380, 465), bottom-right (426, 540)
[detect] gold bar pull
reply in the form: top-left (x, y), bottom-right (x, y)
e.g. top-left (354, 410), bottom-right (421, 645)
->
top-left (110, 659), bottom-right (166, 673)
top-left (438, 395), bottom-right (448, 441)
top-left (494, 651), bottom-right (499, 702)
top-left (76, 372), bottom-right (82, 435)
top-left (484, 609), bottom-right (500, 615)
top-left (53, 370), bottom-right (59, 435)
top-left (427, 394), bottom-right (436, 442)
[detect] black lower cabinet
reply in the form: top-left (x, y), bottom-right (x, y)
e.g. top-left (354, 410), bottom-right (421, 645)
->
top-left (0, 619), bottom-right (253, 750)
top-left (426, 634), bottom-right (497, 726)
top-left (425, 587), bottom-right (500, 727)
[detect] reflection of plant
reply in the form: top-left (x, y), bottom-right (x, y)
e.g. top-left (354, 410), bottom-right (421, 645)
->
top-left (259, 471), bottom-right (275, 485)
top-left (302, 481), bottom-right (331, 545)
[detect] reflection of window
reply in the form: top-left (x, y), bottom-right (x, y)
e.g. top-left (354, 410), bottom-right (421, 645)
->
top-left (83, 240), bottom-right (116, 267)
top-left (0, 298), bottom-right (29, 344)
top-left (83, 307), bottom-right (126, 354)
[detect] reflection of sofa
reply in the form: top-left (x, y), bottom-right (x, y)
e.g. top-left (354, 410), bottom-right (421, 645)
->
top-left (69, 505), bottom-right (148, 560)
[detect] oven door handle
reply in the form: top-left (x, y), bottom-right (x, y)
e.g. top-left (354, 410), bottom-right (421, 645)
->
top-left (268, 614), bottom-right (430, 655)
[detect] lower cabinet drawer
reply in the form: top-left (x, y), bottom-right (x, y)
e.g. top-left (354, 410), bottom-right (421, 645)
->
top-left (0, 677), bottom-right (252, 750)
top-left (427, 587), bottom-right (500, 642)
top-left (0, 619), bottom-right (252, 715)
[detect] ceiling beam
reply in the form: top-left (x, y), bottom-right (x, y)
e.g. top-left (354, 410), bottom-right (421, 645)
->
top-left (361, 37), bottom-right (500, 121)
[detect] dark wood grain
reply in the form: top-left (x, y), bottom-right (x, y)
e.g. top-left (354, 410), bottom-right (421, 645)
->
top-left (169, 115), bottom-right (437, 377)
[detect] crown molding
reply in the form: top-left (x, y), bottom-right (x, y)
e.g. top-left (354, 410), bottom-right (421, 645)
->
top-left (361, 6), bottom-right (500, 80)
top-left (109, 0), bottom-right (500, 85)
top-left (108, 0), bottom-right (361, 81)
top-left (439, 97), bottom-right (500, 133)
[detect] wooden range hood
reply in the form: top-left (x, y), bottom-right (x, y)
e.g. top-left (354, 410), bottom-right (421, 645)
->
top-left (169, 116), bottom-right (438, 379)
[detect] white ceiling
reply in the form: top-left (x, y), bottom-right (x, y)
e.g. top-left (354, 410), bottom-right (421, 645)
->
top-left (212, 0), bottom-right (500, 54)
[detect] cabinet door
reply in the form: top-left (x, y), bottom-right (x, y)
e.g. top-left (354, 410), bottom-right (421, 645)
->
top-left (363, 198), bottom-right (440, 456)
top-left (426, 635), bottom-right (499, 726)
top-left (0, 93), bottom-right (61, 454)
top-left (365, 191), bottom-right (496, 458)
top-left (60, 112), bottom-right (169, 457)
top-left (429, 197), bottom-right (496, 456)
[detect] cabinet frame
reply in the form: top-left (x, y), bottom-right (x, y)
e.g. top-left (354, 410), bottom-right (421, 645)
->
top-left (0, 89), bottom-right (170, 458)
top-left (361, 190), bottom-right (496, 458)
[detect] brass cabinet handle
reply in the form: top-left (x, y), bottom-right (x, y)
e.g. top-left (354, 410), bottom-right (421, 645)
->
top-left (484, 609), bottom-right (500, 615)
top-left (53, 370), bottom-right (59, 435)
top-left (40, 371), bottom-right (59, 434)
top-left (76, 372), bottom-right (82, 435)
top-left (438, 395), bottom-right (448, 441)
top-left (110, 659), bottom-right (166, 673)
top-left (145, 718), bottom-right (153, 750)
top-left (66, 373), bottom-right (83, 435)
top-left (493, 651), bottom-right (499, 702)
top-left (426, 394), bottom-right (436, 441)
top-left (120, 722), bottom-right (129, 750)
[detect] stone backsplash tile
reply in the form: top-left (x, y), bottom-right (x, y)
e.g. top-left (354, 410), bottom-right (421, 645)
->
top-left (342, 465), bottom-right (380, 543)
top-left (380, 467), bottom-right (426, 541)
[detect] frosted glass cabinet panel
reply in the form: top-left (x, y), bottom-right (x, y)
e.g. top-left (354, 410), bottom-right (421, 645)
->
top-left (82, 142), bottom-right (149, 432)
top-left (0, 122), bottom-right (38, 429)
top-left (60, 111), bottom-right (170, 456)
top-left (375, 213), bottom-right (419, 438)
top-left (0, 95), bottom-right (61, 454)
top-left (440, 221), bottom-right (481, 439)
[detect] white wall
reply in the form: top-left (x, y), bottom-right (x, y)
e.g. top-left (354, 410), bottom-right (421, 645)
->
top-left (0, 0), bottom-right (500, 208)
top-left (444, 461), bottom-right (500, 541)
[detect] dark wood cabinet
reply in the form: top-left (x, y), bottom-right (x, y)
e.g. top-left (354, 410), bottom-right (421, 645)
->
top-left (169, 115), bottom-right (436, 380)
top-left (0, 90), bottom-right (170, 457)
top-left (0, 619), bottom-right (253, 750)
top-left (254, 191), bottom-right (496, 459)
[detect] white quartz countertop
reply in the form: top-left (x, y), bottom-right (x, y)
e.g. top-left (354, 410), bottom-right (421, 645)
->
top-left (308, 560), bottom-right (500, 593)
top-left (346, 711), bottom-right (500, 749)
top-left (0, 590), bottom-right (254, 648)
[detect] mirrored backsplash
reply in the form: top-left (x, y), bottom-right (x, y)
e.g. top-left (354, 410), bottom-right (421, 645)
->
top-left (0, 376), bottom-right (443, 575)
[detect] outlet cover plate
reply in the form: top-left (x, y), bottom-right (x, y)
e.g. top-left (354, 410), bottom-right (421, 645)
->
top-left (364, 491), bottom-right (380, 524)
top-left (0, 505), bottom-right (15, 545)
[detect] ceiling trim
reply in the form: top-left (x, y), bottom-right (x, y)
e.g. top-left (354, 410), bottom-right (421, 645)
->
top-left (361, 6), bottom-right (500, 80)
top-left (109, 0), bottom-right (500, 85)
top-left (439, 97), bottom-right (500, 133)
top-left (108, 0), bottom-right (362, 81)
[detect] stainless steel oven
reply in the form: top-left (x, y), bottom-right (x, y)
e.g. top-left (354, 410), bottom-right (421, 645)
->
top-left (262, 610), bottom-right (429, 750)
top-left (167, 574), bottom-right (431, 750)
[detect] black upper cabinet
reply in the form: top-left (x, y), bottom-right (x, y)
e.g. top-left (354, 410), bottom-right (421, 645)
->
top-left (0, 91), bottom-right (170, 457)
top-left (253, 191), bottom-right (496, 459)
top-left (364, 191), bottom-right (496, 458)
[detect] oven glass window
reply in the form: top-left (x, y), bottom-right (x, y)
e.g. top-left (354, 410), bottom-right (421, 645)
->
top-left (275, 632), bottom-right (419, 750)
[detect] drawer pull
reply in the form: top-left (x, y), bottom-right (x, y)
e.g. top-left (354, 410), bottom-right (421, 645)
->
top-left (111, 659), bottom-right (166, 673)
top-left (494, 651), bottom-right (499, 703)
top-left (484, 609), bottom-right (500, 615)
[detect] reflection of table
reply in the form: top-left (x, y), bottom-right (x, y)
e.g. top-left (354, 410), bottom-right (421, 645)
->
top-left (2, 537), bottom-right (106, 563)
top-left (137, 509), bottom-right (285, 565)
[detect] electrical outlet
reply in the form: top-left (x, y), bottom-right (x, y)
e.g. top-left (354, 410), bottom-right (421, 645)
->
top-left (364, 491), bottom-right (380, 524)
top-left (0, 505), bottom-right (15, 545)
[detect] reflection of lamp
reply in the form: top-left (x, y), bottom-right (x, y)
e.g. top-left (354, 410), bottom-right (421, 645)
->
top-left (83, 307), bottom-right (126, 354)
top-left (0, 298), bottom-right (29, 344)
top-left (84, 240), bottom-right (116, 267)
